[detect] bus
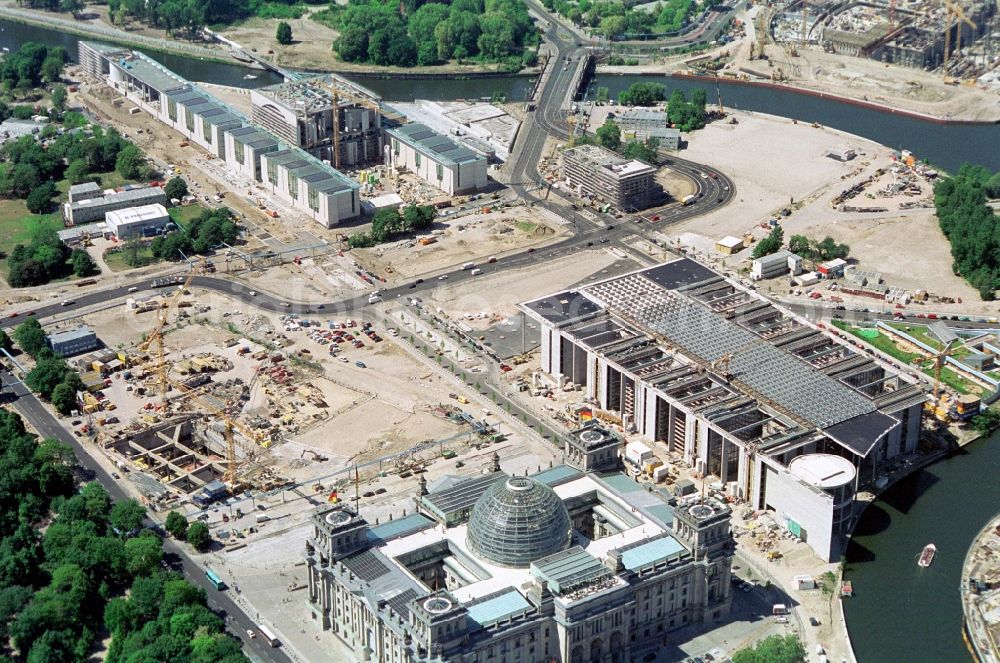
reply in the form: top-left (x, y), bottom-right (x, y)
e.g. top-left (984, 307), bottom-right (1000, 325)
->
top-left (257, 624), bottom-right (279, 647)
top-left (205, 569), bottom-right (225, 590)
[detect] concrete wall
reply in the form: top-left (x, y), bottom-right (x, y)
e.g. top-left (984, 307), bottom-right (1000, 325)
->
top-left (764, 462), bottom-right (837, 561)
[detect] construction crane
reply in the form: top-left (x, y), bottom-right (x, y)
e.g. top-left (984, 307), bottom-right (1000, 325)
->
top-left (138, 260), bottom-right (203, 404)
top-left (170, 378), bottom-right (267, 488)
top-left (318, 78), bottom-right (383, 171)
top-left (943, 0), bottom-right (977, 76)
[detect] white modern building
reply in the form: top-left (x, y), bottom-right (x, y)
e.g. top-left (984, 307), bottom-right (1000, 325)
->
top-left (105, 203), bottom-right (171, 239)
top-left (64, 186), bottom-right (168, 225)
top-left (751, 250), bottom-right (803, 281)
top-left (386, 123), bottom-right (488, 196)
top-left (307, 458), bottom-right (734, 663)
top-left (77, 41), bottom-right (361, 228)
top-left (521, 258), bottom-right (926, 562)
top-left (260, 149), bottom-right (360, 228)
top-left (562, 144), bottom-right (657, 210)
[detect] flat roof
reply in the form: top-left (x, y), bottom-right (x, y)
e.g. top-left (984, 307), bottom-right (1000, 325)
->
top-left (421, 473), bottom-right (506, 519)
top-left (48, 326), bottom-right (96, 343)
top-left (620, 536), bottom-right (685, 571)
top-left (717, 236), bottom-right (743, 248)
top-left (822, 411), bottom-right (899, 456)
top-left (531, 546), bottom-right (612, 595)
top-left (387, 123), bottom-right (483, 167)
top-left (111, 51), bottom-right (187, 94)
top-left (367, 513), bottom-right (434, 543)
top-left (69, 182), bottom-right (101, 195)
top-left (531, 464), bottom-right (584, 487)
top-left (788, 453), bottom-right (857, 489)
top-left (106, 203), bottom-right (169, 224)
top-left (522, 290), bottom-right (603, 325)
top-left (465, 590), bottom-right (532, 627)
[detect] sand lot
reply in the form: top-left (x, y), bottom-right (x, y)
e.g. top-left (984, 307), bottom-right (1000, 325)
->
top-left (426, 247), bottom-right (624, 322)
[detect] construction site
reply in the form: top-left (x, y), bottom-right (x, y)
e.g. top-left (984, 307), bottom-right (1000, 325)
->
top-left (54, 260), bottom-right (551, 526)
top-left (769, 0), bottom-right (999, 81)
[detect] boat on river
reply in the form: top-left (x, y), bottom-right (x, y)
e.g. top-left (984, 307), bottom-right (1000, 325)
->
top-left (918, 543), bottom-right (937, 568)
top-left (243, 74), bottom-right (257, 80)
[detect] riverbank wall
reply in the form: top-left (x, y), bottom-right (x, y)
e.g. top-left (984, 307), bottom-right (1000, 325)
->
top-left (0, 5), bottom-right (239, 66)
top-left (592, 68), bottom-right (1000, 126)
top-left (961, 512), bottom-right (1000, 663)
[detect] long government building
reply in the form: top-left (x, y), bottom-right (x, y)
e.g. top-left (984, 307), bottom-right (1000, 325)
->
top-left (521, 258), bottom-right (927, 562)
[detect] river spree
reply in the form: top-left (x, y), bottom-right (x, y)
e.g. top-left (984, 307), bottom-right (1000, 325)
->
top-left (2, 16), bottom-right (996, 171)
top-left (843, 429), bottom-right (1000, 663)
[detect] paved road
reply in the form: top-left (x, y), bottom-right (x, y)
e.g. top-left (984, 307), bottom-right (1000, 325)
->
top-left (1, 373), bottom-right (292, 663)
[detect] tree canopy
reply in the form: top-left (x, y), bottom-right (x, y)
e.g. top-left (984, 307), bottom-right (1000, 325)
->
top-left (348, 204), bottom-right (436, 247)
top-left (787, 234), bottom-right (849, 262)
top-left (751, 225), bottom-right (784, 259)
top-left (617, 82), bottom-right (667, 106)
top-left (275, 21), bottom-right (293, 45)
top-left (595, 120), bottom-right (622, 151)
top-left (333, 0), bottom-right (539, 69)
top-left (934, 163), bottom-right (1000, 300)
top-left (732, 635), bottom-right (807, 663)
top-left (149, 207), bottom-right (240, 260)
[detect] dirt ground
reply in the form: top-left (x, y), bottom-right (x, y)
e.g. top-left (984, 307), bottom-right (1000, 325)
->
top-left (424, 247), bottom-right (623, 323)
top-left (217, 9), bottom-right (342, 72)
top-left (362, 206), bottom-right (567, 279)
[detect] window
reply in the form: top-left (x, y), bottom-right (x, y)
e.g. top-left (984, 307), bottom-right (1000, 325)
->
top-left (415, 152), bottom-right (421, 168)
top-left (185, 108), bottom-right (194, 132)
top-left (436, 164), bottom-right (443, 181)
top-left (393, 139), bottom-right (399, 156)
top-left (167, 99), bottom-right (177, 122)
top-left (235, 141), bottom-right (245, 165)
top-left (266, 160), bottom-right (277, 184)
top-left (308, 187), bottom-right (319, 211)
top-left (203, 120), bottom-right (212, 143)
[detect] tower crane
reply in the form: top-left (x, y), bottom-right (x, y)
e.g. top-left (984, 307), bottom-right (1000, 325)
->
top-left (318, 78), bottom-right (384, 171)
top-left (138, 259), bottom-right (203, 405)
top-left (943, 0), bottom-right (977, 77)
top-left (170, 379), bottom-right (267, 489)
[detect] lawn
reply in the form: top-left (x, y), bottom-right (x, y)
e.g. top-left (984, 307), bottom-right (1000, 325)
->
top-left (168, 204), bottom-right (208, 230)
top-left (835, 321), bottom-right (981, 395)
top-left (0, 201), bottom-right (63, 258)
top-left (104, 244), bottom-right (157, 272)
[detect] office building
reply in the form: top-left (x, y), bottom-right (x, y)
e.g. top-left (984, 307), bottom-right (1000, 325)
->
top-left (47, 326), bottom-right (100, 357)
top-left (521, 258), bottom-right (926, 561)
top-left (562, 144), bottom-right (656, 211)
top-left (306, 460), bottom-right (733, 662)
top-left (63, 185), bottom-right (168, 225)
top-left (105, 203), bottom-right (171, 239)
top-left (751, 250), bottom-right (803, 281)
top-left (386, 123), bottom-right (488, 196)
top-left (77, 42), bottom-right (361, 227)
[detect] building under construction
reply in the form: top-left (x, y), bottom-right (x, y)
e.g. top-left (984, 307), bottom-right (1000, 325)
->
top-left (250, 75), bottom-right (384, 168)
top-left (809, 0), bottom-right (998, 70)
top-left (521, 257), bottom-right (927, 561)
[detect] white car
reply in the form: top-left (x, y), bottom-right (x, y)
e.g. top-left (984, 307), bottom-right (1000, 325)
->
top-left (439, 274), bottom-right (449, 280)
top-left (246, 629), bottom-right (256, 639)
top-left (248, 291), bottom-right (257, 297)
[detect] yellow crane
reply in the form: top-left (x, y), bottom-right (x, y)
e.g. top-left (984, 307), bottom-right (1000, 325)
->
top-left (170, 379), bottom-right (266, 489)
top-left (943, 0), bottom-right (977, 78)
top-left (138, 260), bottom-right (203, 404)
top-left (318, 78), bottom-right (383, 171)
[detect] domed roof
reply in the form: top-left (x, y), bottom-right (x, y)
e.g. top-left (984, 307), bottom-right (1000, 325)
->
top-left (466, 476), bottom-right (571, 568)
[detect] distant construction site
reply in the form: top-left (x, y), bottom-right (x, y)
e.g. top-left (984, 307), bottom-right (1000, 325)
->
top-left (768, 0), bottom-right (999, 81)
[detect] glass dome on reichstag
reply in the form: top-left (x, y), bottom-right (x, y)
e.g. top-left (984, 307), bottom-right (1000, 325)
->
top-left (466, 476), bottom-right (571, 568)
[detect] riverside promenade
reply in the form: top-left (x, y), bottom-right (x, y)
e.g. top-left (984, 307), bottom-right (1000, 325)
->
top-left (962, 513), bottom-right (1000, 663)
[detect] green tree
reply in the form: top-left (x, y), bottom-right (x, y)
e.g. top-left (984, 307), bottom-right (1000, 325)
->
top-left (26, 356), bottom-right (71, 400)
top-left (971, 408), bottom-right (1000, 435)
top-left (164, 176), bottom-right (188, 201)
top-left (185, 522), bottom-right (211, 552)
top-left (732, 635), bottom-right (807, 663)
top-left (275, 21), bottom-right (292, 45)
top-left (0, 329), bottom-right (10, 352)
top-left (109, 499), bottom-right (146, 536)
top-left (751, 225), bottom-right (784, 259)
top-left (50, 383), bottom-right (77, 416)
top-left (164, 511), bottom-right (188, 539)
top-left (120, 239), bottom-right (149, 268)
top-left (69, 249), bottom-right (98, 277)
top-left (595, 86), bottom-right (610, 104)
top-left (788, 234), bottom-right (813, 257)
top-left (595, 120), bottom-right (621, 151)
top-left (124, 536), bottom-right (163, 577)
top-left (25, 181), bottom-right (57, 213)
top-left (64, 158), bottom-right (90, 185)
top-left (115, 144), bottom-right (147, 180)
top-left (14, 318), bottom-right (47, 356)
top-left (50, 84), bottom-right (67, 111)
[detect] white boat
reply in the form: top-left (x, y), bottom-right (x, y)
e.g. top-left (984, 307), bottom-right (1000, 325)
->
top-left (918, 543), bottom-right (937, 568)
top-left (243, 74), bottom-right (257, 80)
